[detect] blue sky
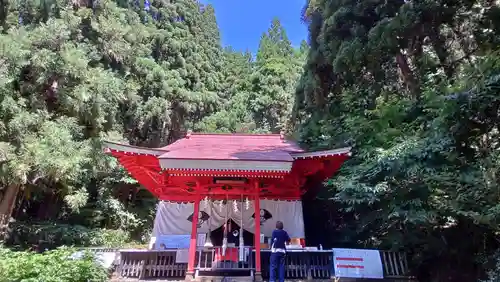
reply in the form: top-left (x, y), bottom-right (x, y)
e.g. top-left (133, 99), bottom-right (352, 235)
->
top-left (199, 0), bottom-right (308, 54)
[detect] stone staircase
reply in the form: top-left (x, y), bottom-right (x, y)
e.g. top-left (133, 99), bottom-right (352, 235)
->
top-left (194, 277), bottom-right (415, 282)
top-left (195, 277), bottom-right (254, 282)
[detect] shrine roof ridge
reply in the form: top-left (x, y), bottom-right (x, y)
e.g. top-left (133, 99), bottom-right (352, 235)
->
top-left (187, 133), bottom-right (283, 136)
top-left (103, 140), bottom-right (352, 160)
top-left (103, 140), bottom-right (168, 156)
top-left (157, 157), bottom-right (295, 162)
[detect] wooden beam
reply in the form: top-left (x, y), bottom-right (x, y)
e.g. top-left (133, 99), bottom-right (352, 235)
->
top-left (186, 184), bottom-right (201, 279)
top-left (254, 180), bottom-right (262, 276)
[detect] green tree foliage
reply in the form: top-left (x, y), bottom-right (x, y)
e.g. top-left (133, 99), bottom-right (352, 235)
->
top-left (0, 246), bottom-right (108, 282)
top-left (196, 17), bottom-right (307, 133)
top-left (0, 0), bottom-right (304, 247)
top-left (294, 0), bottom-right (500, 280)
top-left (249, 18), bottom-right (304, 132)
top-left (3, 0), bottom-right (500, 280)
top-left (7, 221), bottom-right (133, 249)
top-left (0, 0), bottom-right (230, 240)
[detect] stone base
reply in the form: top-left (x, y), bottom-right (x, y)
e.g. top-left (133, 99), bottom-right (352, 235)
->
top-left (185, 272), bottom-right (196, 281)
top-left (254, 272), bottom-right (263, 282)
top-left (195, 277), bottom-right (254, 282)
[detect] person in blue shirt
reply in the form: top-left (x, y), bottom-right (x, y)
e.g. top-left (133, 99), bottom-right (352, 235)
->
top-left (270, 221), bottom-right (290, 282)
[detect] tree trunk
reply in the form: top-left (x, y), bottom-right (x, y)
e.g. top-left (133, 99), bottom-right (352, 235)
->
top-left (396, 51), bottom-right (419, 99)
top-left (36, 192), bottom-right (58, 220)
top-left (428, 26), bottom-right (454, 79)
top-left (167, 103), bottom-right (185, 145)
top-left (0, 185), bottom-right (20, 239)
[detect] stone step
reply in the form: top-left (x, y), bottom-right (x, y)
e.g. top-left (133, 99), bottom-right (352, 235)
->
top-left (196, 276), bottom-right (254, 282)
top-left (196, 279), bottom-right (415, 282)
top-left (108, 278), bottom-right (416, 282)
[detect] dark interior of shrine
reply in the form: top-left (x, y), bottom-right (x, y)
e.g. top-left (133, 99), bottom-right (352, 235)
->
top-left (209, 219), bottom-right (254, 246)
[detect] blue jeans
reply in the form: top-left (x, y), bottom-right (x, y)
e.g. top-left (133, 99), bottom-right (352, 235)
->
top-left (269, 252), bottom-right (285, 282)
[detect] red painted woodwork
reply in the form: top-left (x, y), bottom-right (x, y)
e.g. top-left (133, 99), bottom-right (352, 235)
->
top-left (187, 195), bottom-right (200, 274)
top-left (213, 247), bottom-right (239, 262)
top-left (106, 134), bottom-right (350, 201)
top-left (254, 192), bottom-right (262, 273)
top-left (109, 151), bottom-right (163, 198)
top-left (107, 150), bottom-right (349, 201)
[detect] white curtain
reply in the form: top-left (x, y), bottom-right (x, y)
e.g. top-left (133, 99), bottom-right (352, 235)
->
top-left (260, 200), bottom-right (304, 238)
top-left (152, 200), bottom-right (305, 238)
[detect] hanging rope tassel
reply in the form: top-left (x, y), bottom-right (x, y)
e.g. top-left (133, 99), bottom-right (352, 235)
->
top-left (239, 194), bottom-right (244, 262)
top-left (222, 196), bottom-right (228, 256)
top-left (204, 198), bottom-right (213, 248)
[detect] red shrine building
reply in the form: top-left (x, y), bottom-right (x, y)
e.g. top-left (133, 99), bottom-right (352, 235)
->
top-left (103, 132), bottom-right (350, 280)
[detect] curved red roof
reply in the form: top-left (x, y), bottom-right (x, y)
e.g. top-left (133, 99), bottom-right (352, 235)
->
top-left (103, 133), bottom-right (351, 201)
top-left (159, 133), bottom-right (303, 161)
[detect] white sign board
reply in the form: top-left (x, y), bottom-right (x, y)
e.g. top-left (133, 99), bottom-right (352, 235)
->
top-left (148, 236), bottom-right (156, 249)
top-left (197, 233), bottom-right (206, 247)
top-left (175, 249), bottom-right (189, 263)
top-left (332, 248), bottom-right (384, 279)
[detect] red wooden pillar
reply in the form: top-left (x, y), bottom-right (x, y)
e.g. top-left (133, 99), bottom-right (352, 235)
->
top-left (186, 194), bottom-right (201, 280)
top-left (254, 181), bottom-right (262, 280)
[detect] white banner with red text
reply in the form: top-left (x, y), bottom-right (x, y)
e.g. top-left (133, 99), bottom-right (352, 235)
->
top-left (332, 248), bottom-right (384, 279)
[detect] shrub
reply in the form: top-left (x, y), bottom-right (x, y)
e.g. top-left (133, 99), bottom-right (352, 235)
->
top-left (6, 221), bottom-right (131, 249)
top-left (0, 246), bottom-right (108, 282)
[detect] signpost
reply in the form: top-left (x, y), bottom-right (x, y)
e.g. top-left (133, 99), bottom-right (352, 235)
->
top-left (332, 248), bottom-right (384, 279)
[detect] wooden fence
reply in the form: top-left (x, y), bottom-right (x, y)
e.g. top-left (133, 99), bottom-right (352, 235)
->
top-left (98, 248), bottom-right (414, 280)
top-left (380, 251), bottom-right (410, 278)
top-left (118, 250), bottom-right (187, 278)
top-left (259, 250), bottom-right (332, 280)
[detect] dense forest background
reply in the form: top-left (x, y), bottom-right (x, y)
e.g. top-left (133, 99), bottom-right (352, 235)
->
top-left (1, 0), bottom-right (500, 281)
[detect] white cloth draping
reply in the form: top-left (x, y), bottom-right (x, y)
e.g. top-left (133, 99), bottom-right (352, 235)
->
top-left (152, 200), bottom-right (305, 238)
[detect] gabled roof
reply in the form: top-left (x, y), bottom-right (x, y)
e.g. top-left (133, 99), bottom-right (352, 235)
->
top-left (102, 133), bottom-right (352, 200)
top-left (103, 133), bottom-right (351, 174)
top-left (159, 133), bottom-right (303, 161)
top-left (157, 133), bottom-right (304, 172)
